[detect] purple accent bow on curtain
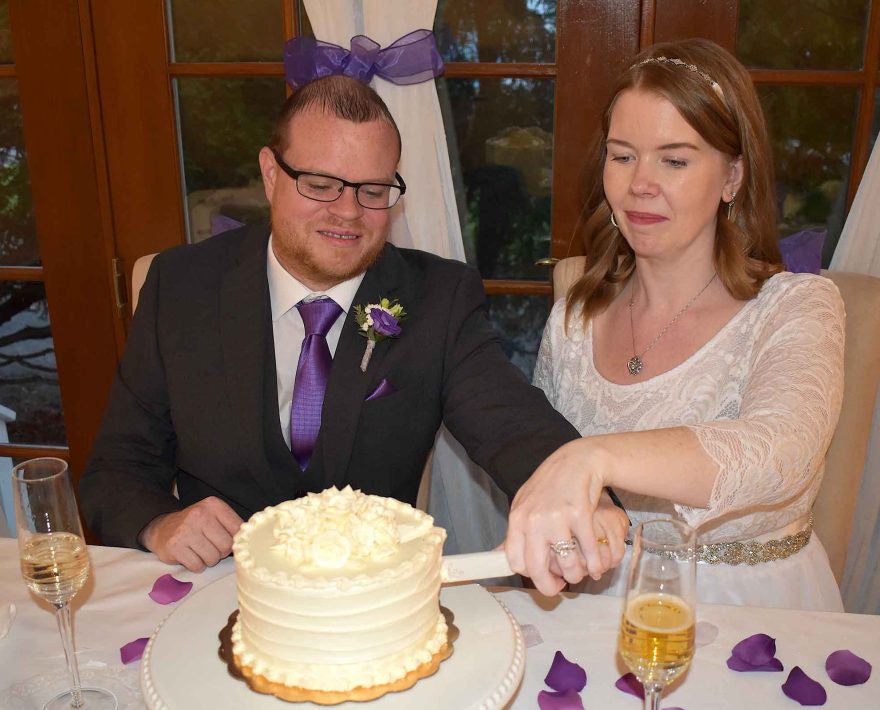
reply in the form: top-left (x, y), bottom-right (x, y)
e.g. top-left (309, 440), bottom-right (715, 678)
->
top-left (283, 29), bottom-right (445, 90)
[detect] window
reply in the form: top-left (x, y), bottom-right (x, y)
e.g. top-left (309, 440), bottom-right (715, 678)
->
top-left (738, 0), bottom-right (880, 264)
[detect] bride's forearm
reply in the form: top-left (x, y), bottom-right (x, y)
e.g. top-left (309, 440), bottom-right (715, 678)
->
top-left (582, 427), bottom-right (717, 508)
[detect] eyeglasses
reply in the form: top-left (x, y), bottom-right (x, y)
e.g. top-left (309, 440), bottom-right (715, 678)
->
top-left (272, 149), bottom-right (406, 210)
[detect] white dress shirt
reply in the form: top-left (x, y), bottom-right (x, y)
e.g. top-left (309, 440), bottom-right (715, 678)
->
top-left (267, 234), bottom-right (365, 448)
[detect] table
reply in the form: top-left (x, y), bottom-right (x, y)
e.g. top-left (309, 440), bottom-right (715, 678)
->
top-left (1, 538), bottom-right (877, 708)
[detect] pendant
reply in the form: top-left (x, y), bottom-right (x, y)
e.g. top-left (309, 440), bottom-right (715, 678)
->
top-left (627, 355), bottom-right (643, 376)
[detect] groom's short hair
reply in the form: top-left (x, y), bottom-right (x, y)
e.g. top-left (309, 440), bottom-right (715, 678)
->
top-left (270, 75), bottom-right (401, 158)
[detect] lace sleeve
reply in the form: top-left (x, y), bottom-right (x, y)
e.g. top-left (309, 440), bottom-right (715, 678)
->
top-left (676, 276), bottom-right (845, 527)
top-left (533, 298), bottom-right (566, 407)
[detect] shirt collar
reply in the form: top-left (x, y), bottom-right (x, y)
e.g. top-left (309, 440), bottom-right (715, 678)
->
top-left (267, 233), bottom-right (365, 321)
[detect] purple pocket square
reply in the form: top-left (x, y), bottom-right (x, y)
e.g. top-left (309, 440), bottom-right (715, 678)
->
top-left (365, 378), bottom-right (397, 401)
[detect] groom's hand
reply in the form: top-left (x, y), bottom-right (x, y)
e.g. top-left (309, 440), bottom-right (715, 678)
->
top-left (139, 497), bottom-right (243, 571)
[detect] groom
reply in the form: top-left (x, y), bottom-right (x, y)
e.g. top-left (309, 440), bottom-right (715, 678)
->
top-left (80, 75), bottom-right (591, 571)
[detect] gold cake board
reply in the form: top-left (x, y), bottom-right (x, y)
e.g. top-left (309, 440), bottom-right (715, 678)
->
top-left (218, 610), bottom-right (455, 705)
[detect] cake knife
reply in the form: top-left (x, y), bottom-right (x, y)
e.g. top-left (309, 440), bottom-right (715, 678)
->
top-left (440, 550), bottom-right (514, 583)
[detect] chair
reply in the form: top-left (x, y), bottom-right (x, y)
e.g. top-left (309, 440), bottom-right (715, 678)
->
top-left (130, 253), bottom-right (157, 316)
top-left (551, 256), bottom-right (880, 583)
top-left (129, 251), bottom-right (433, 512)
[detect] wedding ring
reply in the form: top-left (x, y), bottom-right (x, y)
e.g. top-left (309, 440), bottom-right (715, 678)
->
top-left (549, 538), bottom-right (579, 557)
top-left (596, 537), bottom-right (609, 545)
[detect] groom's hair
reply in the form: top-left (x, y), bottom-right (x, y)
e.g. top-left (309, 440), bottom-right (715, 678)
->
top-left (270, 75), bottom-right (401, 159)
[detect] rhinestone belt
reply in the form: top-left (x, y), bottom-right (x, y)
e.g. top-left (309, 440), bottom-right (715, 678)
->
top-left (649, 514), bottom-right (813, 566)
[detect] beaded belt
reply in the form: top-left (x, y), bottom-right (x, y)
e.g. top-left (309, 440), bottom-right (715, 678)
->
top-left (650, 514), bottom-right (813, 566)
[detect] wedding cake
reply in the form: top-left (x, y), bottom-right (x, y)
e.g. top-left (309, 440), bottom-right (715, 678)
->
top-left (230, 486), bottom-right (450, 703)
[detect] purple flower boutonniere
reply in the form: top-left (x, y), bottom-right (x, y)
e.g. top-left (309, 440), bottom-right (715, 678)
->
top-left (354, 298), bottom-right (406, 372)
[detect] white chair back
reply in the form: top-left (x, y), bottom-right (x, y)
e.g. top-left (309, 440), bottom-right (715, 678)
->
top-left (130, 253), bottom-right (157, 316)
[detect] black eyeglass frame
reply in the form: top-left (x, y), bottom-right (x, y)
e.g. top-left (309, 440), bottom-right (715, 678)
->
top-left (271, 149), bottom-right (406, 210)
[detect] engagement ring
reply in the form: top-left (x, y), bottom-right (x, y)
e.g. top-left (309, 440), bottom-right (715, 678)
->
top-left (549, 538), bottom-right (579, 557)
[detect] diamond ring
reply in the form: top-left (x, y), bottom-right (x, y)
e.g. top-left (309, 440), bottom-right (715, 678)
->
top-left (549, 538), bottom-right (579, 557)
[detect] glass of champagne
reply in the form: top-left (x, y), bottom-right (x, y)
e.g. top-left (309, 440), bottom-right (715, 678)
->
top-left (618, 518), bottom-right (696, 710)
top-left (12, 457), bottom-right (117, 710)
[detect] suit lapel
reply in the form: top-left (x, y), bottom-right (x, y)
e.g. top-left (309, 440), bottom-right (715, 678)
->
top-left (219, 228), bottom-right (282, 502)
top-left (319, 246), bottom-right (407, 489)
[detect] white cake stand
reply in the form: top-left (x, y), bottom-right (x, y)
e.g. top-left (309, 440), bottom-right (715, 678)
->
top-left (141, 574), bottom-right (525, 709)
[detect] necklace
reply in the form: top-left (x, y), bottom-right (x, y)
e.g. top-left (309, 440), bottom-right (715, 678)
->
top-left (627, 272), bottom-right (717, 376)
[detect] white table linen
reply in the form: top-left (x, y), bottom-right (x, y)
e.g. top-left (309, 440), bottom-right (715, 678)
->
top-left (1, 539), bottom-right (877, 708)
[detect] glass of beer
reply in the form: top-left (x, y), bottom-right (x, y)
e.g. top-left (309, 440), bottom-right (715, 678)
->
top-left (12, 457), bottom-right (117, 709)
top-left (618, 518), bottom-right (696, 710)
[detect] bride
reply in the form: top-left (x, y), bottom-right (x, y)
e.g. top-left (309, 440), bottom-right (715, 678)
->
top-left (504, 39), bottom-right (844, 611)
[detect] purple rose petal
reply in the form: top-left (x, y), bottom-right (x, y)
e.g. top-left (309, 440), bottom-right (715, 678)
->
top-left (825, 650), bottom-right (872, 686)
top-left (727, 654), bottom-right (784, 672)
top-left (615, 672), bottom-right (645, 700)
top-left (538, 688), bottom-right (584, 710)
top-left (782, 666), bottom-right (827, 706)
top-left (370, 309), bottom-right (401, 337)
top-left (731, 633), bottom-right (777, 666)
top-left (148, 574), bottom-right (193, 604)
top-left (544, 651), bottom-right (587, 692)
top-left (120, 637), bottom-right (149, 665)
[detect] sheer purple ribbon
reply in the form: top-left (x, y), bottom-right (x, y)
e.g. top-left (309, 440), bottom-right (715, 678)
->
top-left (284, 30), bottom-right (444, 90)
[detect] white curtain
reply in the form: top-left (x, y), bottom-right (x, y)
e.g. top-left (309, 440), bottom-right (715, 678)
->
top-left (303, 0), bottom-right (511, 556)
top-left (830, 137), bottom-right (880, 613)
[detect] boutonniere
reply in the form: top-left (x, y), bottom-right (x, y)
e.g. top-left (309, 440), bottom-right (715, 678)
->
top-left (353, 298), bottom-right (407, 372)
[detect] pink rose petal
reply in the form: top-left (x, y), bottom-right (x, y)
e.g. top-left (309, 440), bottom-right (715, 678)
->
top-left (695, 620), bottom-right (719, 647)
top-left (538, 688), bottom-right (584, 710)
top-left (782, 666), bottom-right (827, 706)
top-left (544, 650), bottom-right (587, 692)
top-left (727, 654), bottom-right (784, 672)
top-left (615, 672), bottom-right (645, 699)
top-left (731, 633), bottom-right (777, 666)
top-left (119, 637), bottom-right (149, 665)
top-left (148, 574), bottom-right (193, 604)
top-left (825, 650), bottom-right (872, 686)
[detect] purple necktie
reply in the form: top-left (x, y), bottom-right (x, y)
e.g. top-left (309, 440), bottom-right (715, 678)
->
top-left (290, 298), bottom-right (343, 470)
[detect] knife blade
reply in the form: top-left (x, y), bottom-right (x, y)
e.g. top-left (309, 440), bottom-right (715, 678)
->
top-left (440, 550), bottom-right (513, 583)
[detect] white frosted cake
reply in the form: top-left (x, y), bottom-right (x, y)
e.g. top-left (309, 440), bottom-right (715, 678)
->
top-left (230, 486), bottom-right (449, 703)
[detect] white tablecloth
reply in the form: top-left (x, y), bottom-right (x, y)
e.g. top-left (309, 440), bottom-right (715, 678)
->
top-left (1, 538), bottom-right (877, 708)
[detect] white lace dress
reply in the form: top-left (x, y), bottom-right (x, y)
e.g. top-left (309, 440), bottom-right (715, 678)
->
top-left (534, 272), bottom-right (845, 611)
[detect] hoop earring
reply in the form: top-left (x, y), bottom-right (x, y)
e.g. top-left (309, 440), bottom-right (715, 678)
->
top-left (610, 212), bottom-right (619, 229)
top-left (727, 192), bottom-right (737, 220)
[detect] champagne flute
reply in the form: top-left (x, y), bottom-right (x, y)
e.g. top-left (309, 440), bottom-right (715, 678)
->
top-left (12, 457), bottom-right (117, 710)
top-left (618, 518), bottom-right (696, 710)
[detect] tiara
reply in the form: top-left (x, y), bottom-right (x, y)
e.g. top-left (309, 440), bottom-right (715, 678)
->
top-left (633, 56), bottom-right (724, 100)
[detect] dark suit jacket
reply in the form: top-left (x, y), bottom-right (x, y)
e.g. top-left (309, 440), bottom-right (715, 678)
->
top-left (80, 225), bottom-right (580, 548)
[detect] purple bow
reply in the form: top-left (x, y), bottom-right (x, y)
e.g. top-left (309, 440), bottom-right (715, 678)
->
top-left (284, 30), bottom-right (444, 91)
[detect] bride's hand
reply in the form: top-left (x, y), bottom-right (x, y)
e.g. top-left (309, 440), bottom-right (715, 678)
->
top-left (504, 439), bottom-right (609, 595)
top-left (592, 494), bottom-right (630, 571)
top-left (546, 492), bottom-right (630, 583)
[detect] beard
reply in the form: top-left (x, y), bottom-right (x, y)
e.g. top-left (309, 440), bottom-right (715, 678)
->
top-left (271, 214), bottom-right (386, 288)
